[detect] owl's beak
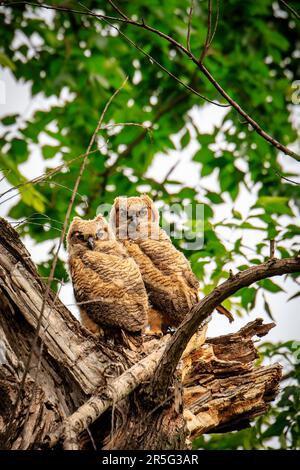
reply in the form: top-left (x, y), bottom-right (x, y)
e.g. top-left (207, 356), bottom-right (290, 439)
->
top-left (129, 215), bottom-right (138, 228)
top-left (87, 236), bottom-right (95, 250)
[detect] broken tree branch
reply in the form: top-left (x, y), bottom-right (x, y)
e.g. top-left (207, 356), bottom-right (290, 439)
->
top-left (151, 256), bottom-right (300, 400)
top-left (46, 338), bottom-right (169, 449)
top-left (183, 319), bottom-right (281, 436)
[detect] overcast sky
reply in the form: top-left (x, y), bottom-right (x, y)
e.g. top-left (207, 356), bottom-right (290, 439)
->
top-left (0, 65), bottom-right (299, 343)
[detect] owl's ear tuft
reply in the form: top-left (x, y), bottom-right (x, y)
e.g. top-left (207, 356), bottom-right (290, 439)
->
top-left (113, 196), bottom-right (127, 208)
top-left (95, 213), bottom-right (104, 221)
top-left (141, 195), bottom-right (159, 223)
top-left (141, 194), bottom-right (153, 206)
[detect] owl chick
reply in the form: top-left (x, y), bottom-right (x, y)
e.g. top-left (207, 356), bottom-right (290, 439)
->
top-left (67, 214), bottom-right (148, 346)
top-left (110, 195), bottom-right (233, 334)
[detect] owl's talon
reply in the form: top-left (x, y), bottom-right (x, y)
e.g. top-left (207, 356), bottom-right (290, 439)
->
top-left (164, 326), bottom-right (176, 335)
top-left (145, 329), bottom-right (163, 338)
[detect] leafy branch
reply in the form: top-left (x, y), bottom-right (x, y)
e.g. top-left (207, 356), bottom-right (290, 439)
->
top-left (4, 0), bottom-right (299, 161)
top-left (151, 256), bottom-right (300, 400)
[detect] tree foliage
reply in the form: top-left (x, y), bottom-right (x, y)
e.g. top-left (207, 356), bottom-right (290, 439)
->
top-left (0, 0), bottom-right (299, 449)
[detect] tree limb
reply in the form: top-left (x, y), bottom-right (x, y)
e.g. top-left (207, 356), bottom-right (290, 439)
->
top-left (182, 319), bottom-right (281, 436)
top-left (4, 1), bottom-right (298, 160)
top-left (46, 338), bottom-right (169, 449)
top-left (151, 257), bottom-right (300, 399)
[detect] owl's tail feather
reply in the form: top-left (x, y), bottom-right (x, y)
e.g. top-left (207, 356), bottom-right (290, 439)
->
top-left (102, 327), bottom-right (142, 351)
top-left (121, 330), bottom-right (143, 351)
top-left (216, 304), bottom-right (234, 323)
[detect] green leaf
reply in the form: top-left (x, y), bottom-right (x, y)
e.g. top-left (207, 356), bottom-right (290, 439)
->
top-left (193, 147), bottom-right (215, 164)
top-left (262, 413), bottom-right (289, 438)
top-left (42, 145), bottom-right (60, 159)
top-left (206, 191), bottom-right (223, 204)
top-left (258, 279), bottom-right (284, 293)
top-left (288, 291), bottom-right (300, 302)
top-left (10, 139), bottom-right (28, 163)
top-left (180, 130), bottom-right (190, 148)
top-left (263, 294), bottom-right (275, 321)
top-left (241, 287), bottom-right (257, 310)
top-left (233, 210), bottom-right (242, 220)
top-left (2, 114), bottom-right (19, 125)
top-left (255, 197), bottom-right (293, 216)
top-left (0, 52), bottom-right (16, 71)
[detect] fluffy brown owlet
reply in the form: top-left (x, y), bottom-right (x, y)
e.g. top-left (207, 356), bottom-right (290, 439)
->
top-left (67, 214), bottom-right (148, 345)
top-left (109, 195), bottom-right (233, 334)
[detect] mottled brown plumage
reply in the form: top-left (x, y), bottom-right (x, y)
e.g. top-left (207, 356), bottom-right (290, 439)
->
top-left (110, 195), bottom-right (233, 333)
top-left (109, 195), bottom-right (198, 332)
top-left (67, 214), bottom-right (148, 344)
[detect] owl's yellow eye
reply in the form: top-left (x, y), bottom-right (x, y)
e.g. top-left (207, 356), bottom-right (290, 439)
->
top-left (140, 208), bottom-right (148, 217)
top-left (96, 230), bottom-right (104, 239)
top-left (74, 231), bottom-right (84, 241)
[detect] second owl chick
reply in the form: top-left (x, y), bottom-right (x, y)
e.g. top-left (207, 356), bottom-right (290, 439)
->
top-left (110, 195), bottom-right (233, 334)
top-left (67, 214), bottom-right (148, 347)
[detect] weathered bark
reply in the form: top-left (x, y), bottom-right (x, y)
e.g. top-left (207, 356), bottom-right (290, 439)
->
top-left (182, 320), bottom-right (281, 436)
top-left (0, 217), bottom-right (283, 450)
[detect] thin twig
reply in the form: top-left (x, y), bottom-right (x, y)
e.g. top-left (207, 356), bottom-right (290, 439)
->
top-left (101, 122), bottom-right (152, 132)
top-left (0, 169), bottom-right (11, 184)
top-left (0, 181), bottom-right (86, 207)
top-left (108, 0), bottom-right (129, 21)
top-left (16, 221), bottom-right (63, 233)
top-left (86, 426), bottom-right (97, 451)
top-left (186, 0), bottom-right (194, 52)
top-left (278, 0), bottom-right (300, 21)
top-left (162, 158), bottom-right (181, 183)
top-left (79, 2), bottom-right (228, 108)
top-left (269, 239), bottom-right (275, 259)
top-left (12, 213), bottom-right (64, 227)
top-left (196, 62), bottom-right (300, 161)
top-left (271, 166), bottom-right (300, 186)
top-left (0, 148), bottom-right (99, 202)
top-left (199, 0), bottom-right (212, 63)
top-left (207, 0), bottom-right (219, 48)
top-left (21, 279), bottom-right (64, 433)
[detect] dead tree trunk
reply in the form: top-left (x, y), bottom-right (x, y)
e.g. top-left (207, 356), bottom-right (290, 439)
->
top-left (0, 217), bottom-right (287, 449)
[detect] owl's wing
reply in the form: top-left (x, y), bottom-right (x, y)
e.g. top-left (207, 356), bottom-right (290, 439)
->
top-left (123, 240), bottom-right (177, 295)
top-left (124, 240), bottom-right (196, 326)
top-left (137, 229), bottom-right (199, 290)
top-left (175, 250), bottom-right (199, 290)
top-left (82, 250), bottom-right (146, 295)
top-left (69, 256), bottom-right (124, 304)
top-left (69, 255), bottom-right (147, 332)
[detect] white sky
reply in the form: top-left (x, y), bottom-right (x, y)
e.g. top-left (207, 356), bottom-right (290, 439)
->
top-left (0, 66), bottom-right (300, 343)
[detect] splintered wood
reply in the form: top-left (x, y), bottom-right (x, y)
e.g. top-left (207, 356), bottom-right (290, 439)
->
top-left (182, 320), bottom-right (281, 436)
